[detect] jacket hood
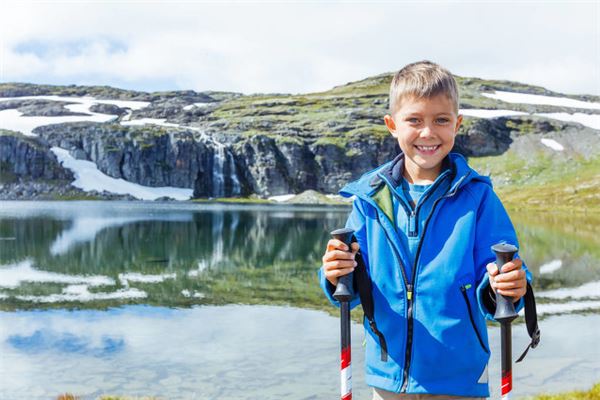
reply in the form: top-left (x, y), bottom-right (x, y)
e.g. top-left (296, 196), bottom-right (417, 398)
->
top-left (339, 152), bottom-right (491, 199)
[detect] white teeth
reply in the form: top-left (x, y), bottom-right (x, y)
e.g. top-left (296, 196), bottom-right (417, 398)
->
top-left (416, 145), bottom-right (439, 151)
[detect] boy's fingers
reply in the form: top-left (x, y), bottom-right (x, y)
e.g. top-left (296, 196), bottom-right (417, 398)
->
top-left (326, 239), bottom-right (349, 252)
top-left (325, 265), bottom-right (356, 286)
top-left (494, 280), bottom-right (526, 290)
top-left (323, 259), bottom-right (357, 271)
top-left (494, 269), bottom-right (526, 283)
top-left (350, 242), bottom-right (360, 253)
top-left (499, 259), bottom-right (522, 273)
top-left (486, 262), bottom-right (498, 276)
top-left (322, 249), bottom-right (356, 263)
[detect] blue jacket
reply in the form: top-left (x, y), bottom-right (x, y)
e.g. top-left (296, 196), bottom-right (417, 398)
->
top-left (319, 153), bottom-right (531, 397)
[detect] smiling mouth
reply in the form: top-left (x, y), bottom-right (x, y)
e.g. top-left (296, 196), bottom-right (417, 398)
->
top-left (415, 145), bottom-right (441, 152)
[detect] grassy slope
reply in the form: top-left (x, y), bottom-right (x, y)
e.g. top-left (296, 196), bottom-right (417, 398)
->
top-left (469, 153), bottom-right (600, 212)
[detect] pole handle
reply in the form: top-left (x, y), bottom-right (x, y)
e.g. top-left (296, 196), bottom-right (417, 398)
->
top-left (331, 228), bottom-right (355, 302)
top-left (492, 243), bottom-right (519, 322)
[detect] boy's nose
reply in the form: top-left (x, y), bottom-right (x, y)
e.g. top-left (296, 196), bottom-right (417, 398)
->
top-left (420, 125), bottom-right (435, 136)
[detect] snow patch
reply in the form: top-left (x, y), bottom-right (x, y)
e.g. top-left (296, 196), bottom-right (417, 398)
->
top-left (50, 217), bottom-right (148, 256)
top-left (0, 95), bottom-right (150, 136)
top-left (540, 139), bottom-right (564, 151)
top-left (268, 194), bottom-right (295, 202)
top-left (537, 281), bottom-right (600, 300)
top-left (539, 259), bottom-right (563, 274)
top-left (532, 301), bottom-right (600, 316)
top-left (0, 260), bottom-right (114, 289)
top-left (14, 287), bottom-right (147, 303)
top-left (121, 118), bottom-right (180, 128)
top-left (0, 95), bottom-right (150, 110)
top-left (460, 109), bottom-right (528, 118)
top-left (0, 109), bottom-right (116, 136)
top-left (118, 272), bottom-right (177, 286)
top-left (51, 147), bottom-right (193, 201)
top-left (482, 91), bottom-right (600, 110)
top-left (535, 112), bottom-right (600, 130)
top-left (183, 102), bottom-right (211, 111)
top-left (181, 289), bottom-right (205, 298)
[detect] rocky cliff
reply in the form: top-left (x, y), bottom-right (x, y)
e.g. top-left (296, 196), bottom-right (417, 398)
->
top-left (0, 75), bottom-right (598, 202)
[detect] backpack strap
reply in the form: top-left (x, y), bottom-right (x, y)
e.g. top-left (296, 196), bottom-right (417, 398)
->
top-left (516, 282), bottom-right (541, 363)
top-left (353, 244), bottom-right (388, 362)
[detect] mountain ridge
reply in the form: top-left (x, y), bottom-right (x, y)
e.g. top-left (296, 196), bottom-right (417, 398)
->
top-left (0, 74), bottom-right (598, 209)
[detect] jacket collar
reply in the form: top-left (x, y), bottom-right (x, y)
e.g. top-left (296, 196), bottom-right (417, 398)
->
top-left (339, 152), bottom-right (489, 199)
top-left (378, 153), bottom-right (453, 189)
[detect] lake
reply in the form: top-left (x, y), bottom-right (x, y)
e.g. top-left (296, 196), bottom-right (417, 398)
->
top-left (0, 201), bottom-right (598, 399)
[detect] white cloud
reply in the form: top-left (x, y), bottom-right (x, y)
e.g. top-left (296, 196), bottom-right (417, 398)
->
top-left (1, 1), bottom-right (598, 95)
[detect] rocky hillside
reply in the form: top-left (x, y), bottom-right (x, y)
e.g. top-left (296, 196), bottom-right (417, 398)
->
top-left (0, 75), bottom-right (598, 209)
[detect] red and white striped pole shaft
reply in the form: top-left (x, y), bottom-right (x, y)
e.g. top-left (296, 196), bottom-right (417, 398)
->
top-left (501, 323), bottom-right (512, 400)
top-left (340, 301), bottom-right (352, 400)
top-left (331, 228), bottom-right (355, 400)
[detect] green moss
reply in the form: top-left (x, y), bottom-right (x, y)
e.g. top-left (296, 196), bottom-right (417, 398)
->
top-left (313, 135), bottom-right (349, 149)
top-left (274, 135), bottom-right (303, 146)
top-left (0, 129), bottom-right (47, 150)
top-left (470, 153), bottom-right (600, 212)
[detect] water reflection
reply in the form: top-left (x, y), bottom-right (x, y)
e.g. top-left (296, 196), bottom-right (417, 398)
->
top-left (0, 202), bottom-right (598, 315)
top-left (0, 306), bottom-right (597, 400)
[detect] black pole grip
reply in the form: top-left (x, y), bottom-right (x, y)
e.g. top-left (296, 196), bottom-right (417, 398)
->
top-left (492, 243), bottom-right (519, 323)
top-left (331, 228), bottom-right (355, 302)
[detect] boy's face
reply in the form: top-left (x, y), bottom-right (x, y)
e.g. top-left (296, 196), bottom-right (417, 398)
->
top-left (384, 94), bottom-right (462, 183)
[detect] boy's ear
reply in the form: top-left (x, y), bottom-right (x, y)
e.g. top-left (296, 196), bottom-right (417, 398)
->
top-left (454, 114), bottom-right (463, 135)
top-left (384, 114), bottom-right (397, 136)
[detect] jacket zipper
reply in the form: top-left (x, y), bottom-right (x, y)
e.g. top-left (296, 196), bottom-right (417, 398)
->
top-left (343, 171), bottom-right (470, 392)
top-left (382, 169), bottom-right (450, 238)
top-left (460, 284), bottom-right (488, 353)
top-left (400, 172), bottom-right (470, 392)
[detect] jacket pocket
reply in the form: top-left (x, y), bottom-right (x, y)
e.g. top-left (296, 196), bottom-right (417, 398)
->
top-left (460, 284), bottom-right (489, 354)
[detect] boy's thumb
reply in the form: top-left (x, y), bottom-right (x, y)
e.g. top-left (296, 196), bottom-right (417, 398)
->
top-left (486, 262), bottom-right (498, 276)
top-left (350, 242), bottom-right (360, 254)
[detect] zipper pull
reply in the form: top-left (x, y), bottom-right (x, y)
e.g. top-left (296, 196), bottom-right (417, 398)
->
top-left (407, 284), bottom-right (413, 301)
top-left (409, 211), bottom-right (417, 237)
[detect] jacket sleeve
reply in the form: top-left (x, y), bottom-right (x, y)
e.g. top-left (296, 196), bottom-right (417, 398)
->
top-left (318, 197), bottom-right (366, 310)
top-left (474, 186), bottom-right (532, 321)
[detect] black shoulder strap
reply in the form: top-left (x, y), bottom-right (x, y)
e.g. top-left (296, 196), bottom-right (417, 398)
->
top-left (353, 245), bottom-right (388, 362)
top-left (516, 282), bottom-right (541, 363)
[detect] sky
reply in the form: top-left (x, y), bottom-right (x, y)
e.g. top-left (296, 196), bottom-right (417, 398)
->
top-left (1, 1), bottom-right (599, 96)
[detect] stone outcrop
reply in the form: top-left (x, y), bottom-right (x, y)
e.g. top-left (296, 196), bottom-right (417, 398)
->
top-left (0, 131), bottom-right (72, 181)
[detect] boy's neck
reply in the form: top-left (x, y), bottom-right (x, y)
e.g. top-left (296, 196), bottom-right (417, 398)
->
top-left (403, 163), bottom-right (442, 185)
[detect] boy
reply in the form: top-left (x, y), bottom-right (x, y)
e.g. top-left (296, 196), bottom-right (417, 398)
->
top-left (320, 61), bottom-right (530, 399)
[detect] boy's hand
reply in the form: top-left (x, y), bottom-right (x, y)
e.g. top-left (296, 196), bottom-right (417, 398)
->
top-left (322, 240), bottom-right (360, 286)
top-left (486, 258), bottom-right (527, 302)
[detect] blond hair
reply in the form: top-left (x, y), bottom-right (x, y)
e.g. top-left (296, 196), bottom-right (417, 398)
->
top-left (389, 60), bottom-right (459, 114)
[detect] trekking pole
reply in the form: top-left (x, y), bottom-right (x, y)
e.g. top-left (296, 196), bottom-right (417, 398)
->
top-left (331, 227), bottom-right (355, 400)
top-left (491, 243), bottom-right (519, 400)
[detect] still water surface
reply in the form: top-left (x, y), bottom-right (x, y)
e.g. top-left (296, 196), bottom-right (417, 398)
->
top-left (0, 201), bottom-right (598, 399)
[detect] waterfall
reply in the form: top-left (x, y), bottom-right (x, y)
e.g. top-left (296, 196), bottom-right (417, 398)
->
top-left (212, 145), bottom-right (226, 197)
top-left (211, 144), bottom-right (241, 197)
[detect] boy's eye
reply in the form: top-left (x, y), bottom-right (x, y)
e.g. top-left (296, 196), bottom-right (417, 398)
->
top-left (436, 118), bottom-right (450, 124)
top-left (407, 118), bottom-right (420, 124)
